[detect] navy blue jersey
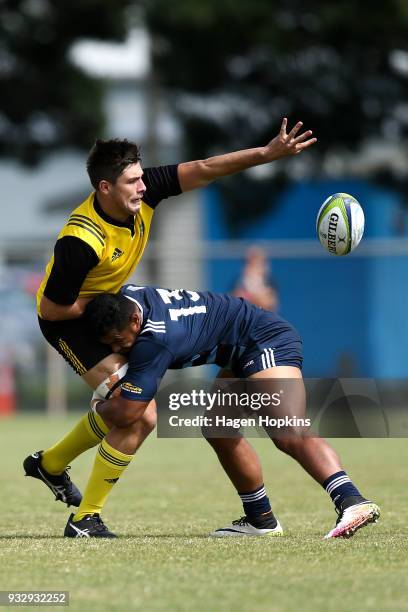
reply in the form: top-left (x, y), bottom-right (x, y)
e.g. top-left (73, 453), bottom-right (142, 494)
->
top-left (119, 284), bottom-right (300, 401)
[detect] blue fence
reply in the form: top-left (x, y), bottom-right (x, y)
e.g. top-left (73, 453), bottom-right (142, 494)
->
top-left (202, 179), bottom-right (408, 377)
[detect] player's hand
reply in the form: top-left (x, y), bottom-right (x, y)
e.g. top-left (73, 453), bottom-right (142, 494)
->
top-left (263, 118), bottom-right (317, 161)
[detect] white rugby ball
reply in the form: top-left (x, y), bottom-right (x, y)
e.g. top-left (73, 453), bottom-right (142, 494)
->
top-left (316, 193), bottom-right (365, 256)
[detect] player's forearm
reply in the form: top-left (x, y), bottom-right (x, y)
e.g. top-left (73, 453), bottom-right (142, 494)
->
top-left (178, 147), bottom-right (267, 191)
top-left (177, 118), bottom-right (316, 192)
top-left (39, 295), bottom-right (91, 321)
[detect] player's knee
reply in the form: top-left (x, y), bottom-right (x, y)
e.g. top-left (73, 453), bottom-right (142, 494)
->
top-left (201, 425), bottom-right (232, 444)
top-left (202, 433), bottom-right (241, 455)
top-left (272, 435), bottom-right (303, 457)
top-left (201, 416), bottom-right (243, 442)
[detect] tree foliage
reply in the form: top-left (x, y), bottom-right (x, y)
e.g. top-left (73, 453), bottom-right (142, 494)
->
top-left (145, 0), bottom-right (408, 156)
top-left (0, 0), bottom-right (134, 164)
top-left (144, 0), bottom-right (408, 230)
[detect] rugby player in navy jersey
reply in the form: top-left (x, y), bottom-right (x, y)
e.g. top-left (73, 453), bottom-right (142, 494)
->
top-left (24, 119), bottom-right (317, 514)
top-left (62, 285), bottom-right (380, 539)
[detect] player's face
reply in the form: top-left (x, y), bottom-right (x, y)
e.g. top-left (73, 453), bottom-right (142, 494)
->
top-left (109, 163), bottom-right (146, 217)
top-left (101, 319), bottom-right (140, 354)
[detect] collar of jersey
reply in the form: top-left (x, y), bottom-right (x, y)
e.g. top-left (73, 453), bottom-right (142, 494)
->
top-left (93, 194), bottom-right (136, 235)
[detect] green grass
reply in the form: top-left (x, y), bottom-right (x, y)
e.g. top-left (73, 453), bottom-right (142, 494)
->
top-left (1, 414), bottom-right (407, 611)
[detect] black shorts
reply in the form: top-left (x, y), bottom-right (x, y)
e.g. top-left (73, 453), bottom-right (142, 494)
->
top-left (38, 316), bottom-right (112, 376)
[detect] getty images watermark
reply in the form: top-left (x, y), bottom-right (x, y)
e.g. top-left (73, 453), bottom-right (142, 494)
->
top-left (167, 389), bottom-right (311, 430)
top-left (168, 389), bottom-right (282, 410)
top-left (156, 378), bottom-right (408, 438)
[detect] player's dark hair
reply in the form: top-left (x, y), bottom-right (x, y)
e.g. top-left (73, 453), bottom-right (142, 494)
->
top-left (86, 139), bottom-right (141, 189)
top-left (85, 293), bottom-right (136, 338)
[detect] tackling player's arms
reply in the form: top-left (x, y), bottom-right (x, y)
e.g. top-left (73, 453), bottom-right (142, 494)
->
top-left (96, 395), bottom-right (149, 429)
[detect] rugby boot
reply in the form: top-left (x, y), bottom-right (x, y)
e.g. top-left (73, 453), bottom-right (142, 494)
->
top-left (210, 512), bottom-right (283, 537)
top-left (324, 495), bottom-right (380, 539)
top-left (64, 513), bottom-right (117, 538)
top-left (23, 450), bottom-right (82, 507)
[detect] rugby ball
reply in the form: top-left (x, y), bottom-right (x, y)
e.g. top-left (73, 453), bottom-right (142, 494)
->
top-left (316, 193), bottom-right (364, 256)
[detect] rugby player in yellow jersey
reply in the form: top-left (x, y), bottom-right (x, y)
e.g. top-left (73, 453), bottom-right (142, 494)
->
top-left (23, 118), bottom-right (317, 514)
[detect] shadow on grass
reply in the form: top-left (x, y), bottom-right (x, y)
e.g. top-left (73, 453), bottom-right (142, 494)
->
top-left (0, 534), bottom-right (216, 539)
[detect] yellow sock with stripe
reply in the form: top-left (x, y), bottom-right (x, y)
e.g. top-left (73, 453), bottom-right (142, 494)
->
top-left (73, 439), bottom-right (133, 521)
top-left (41, 411), bottom-right (109, 475)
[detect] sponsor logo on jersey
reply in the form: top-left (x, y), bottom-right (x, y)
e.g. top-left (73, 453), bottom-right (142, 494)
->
top-left (121, 382), bottom-right (143, 394)
top-left (112, 247), bottom-right (124, 262)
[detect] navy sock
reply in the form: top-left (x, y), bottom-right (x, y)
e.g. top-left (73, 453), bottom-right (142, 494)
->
top-left (239, 484), bottom-right (272, 518)
top-left (323, 471), bottom-right (362, 508)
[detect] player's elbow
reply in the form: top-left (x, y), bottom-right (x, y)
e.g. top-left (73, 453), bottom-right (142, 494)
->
top-left (39, 297), bottom-right (59, 321)
top-left (178, 160), bottom-right (211, 192)
top-left (41, 312), bottom-right (60, 322)
top-left (40, 295), bottom-right (73, 321)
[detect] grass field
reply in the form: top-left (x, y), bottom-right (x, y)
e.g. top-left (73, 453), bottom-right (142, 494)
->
top-left (1, 414), bottom-right (407, 611)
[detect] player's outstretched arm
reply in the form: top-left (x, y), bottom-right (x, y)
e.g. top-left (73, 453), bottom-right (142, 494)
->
top-left (177, 118), bottom-right (317, 191)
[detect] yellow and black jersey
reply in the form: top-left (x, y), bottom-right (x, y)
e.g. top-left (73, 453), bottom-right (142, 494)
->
top-left (37, 165), bottom-right (181, 316)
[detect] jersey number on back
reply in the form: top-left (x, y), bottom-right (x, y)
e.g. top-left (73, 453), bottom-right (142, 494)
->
top-left (155, 288), bottom-right (207, 322)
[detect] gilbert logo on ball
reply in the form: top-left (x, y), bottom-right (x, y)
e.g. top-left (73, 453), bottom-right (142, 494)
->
top-left (316, 193), bottom-right (365, 256)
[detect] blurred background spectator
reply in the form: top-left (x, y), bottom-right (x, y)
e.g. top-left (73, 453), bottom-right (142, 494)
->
top-left (232, 247), bottom-right (279, 312)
